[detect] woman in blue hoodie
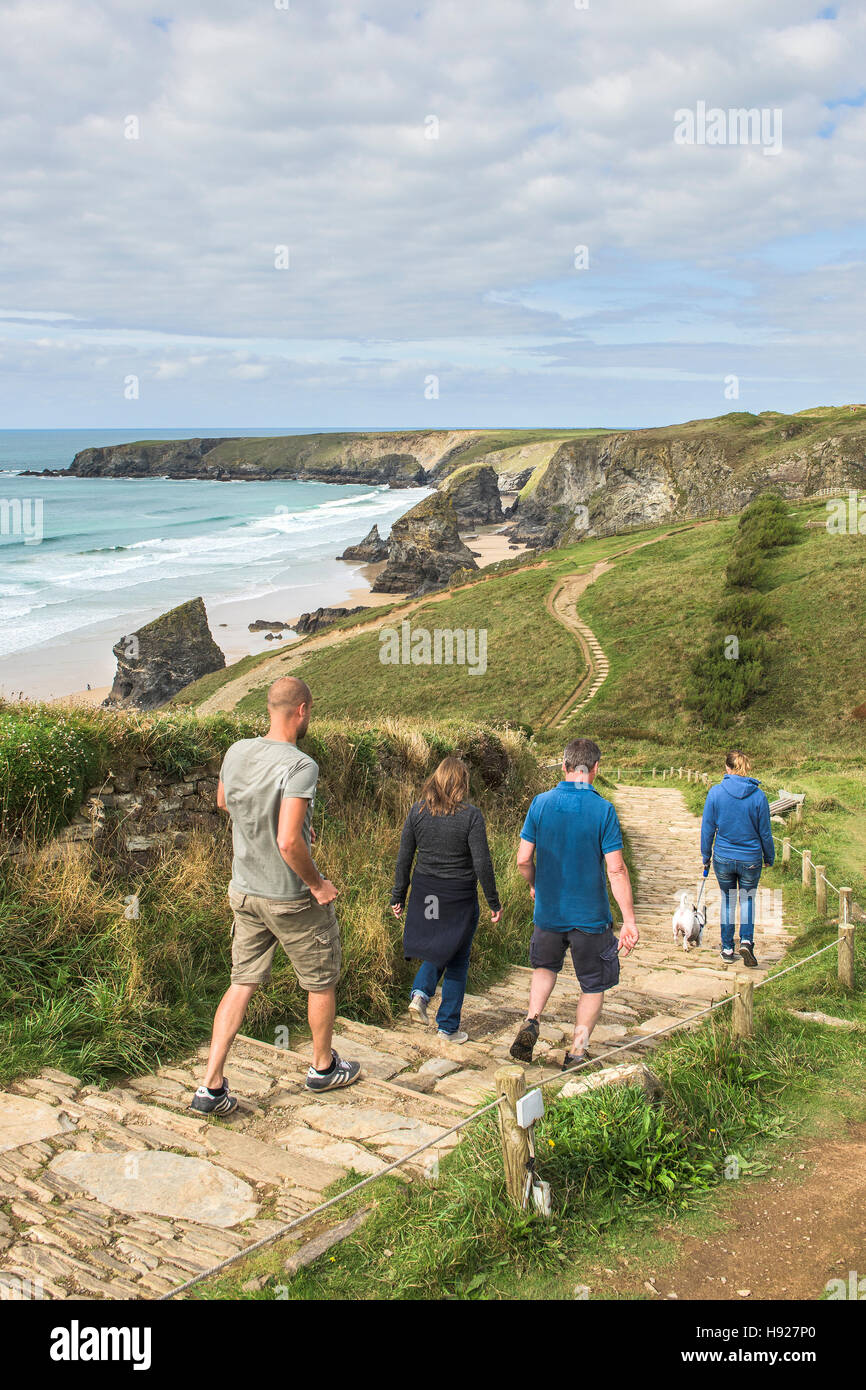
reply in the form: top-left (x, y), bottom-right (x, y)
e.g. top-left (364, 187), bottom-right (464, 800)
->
top-left (700, 750), bottom-right (775, 968)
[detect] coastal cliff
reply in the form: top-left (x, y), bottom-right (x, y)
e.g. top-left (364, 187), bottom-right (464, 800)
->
top-left (442, 464), bottom-right (504, 525)
top-left (31, 408), bottom-right (866, 553)
top-left (58, 429), bottom-right (483, 488)
top-left (508, 410), bottom-right (866, 545)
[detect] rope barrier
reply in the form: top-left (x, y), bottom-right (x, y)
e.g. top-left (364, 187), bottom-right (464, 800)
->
top-left (751, 936), bottom-right (841, 985)
top-left (771, 831), bottom-right (847, 898)
top-left (158, 1090), bottom-right (508, 1300)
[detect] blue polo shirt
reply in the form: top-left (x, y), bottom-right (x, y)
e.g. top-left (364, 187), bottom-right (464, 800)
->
top-left (520, 782), bottom-right (623, 932)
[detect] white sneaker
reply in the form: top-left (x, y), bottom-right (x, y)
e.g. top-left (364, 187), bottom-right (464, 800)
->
top-left (437, 1030), bottom-right (468, 1044)
top-left (408, 993), bottom-right (429, 1024)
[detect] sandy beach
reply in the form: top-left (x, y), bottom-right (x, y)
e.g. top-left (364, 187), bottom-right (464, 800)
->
top-left (29, 521), bottom-right (526, 708)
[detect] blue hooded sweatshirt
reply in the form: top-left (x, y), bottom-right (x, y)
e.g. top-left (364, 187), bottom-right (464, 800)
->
top-left (700, 774), bottom-right (775, 866)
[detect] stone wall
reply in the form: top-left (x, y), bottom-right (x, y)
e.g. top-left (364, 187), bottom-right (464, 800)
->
top-left (49, 754), bottom-right (225, 858)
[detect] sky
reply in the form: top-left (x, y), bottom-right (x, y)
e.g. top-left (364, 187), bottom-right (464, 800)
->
top-left (0, 0), bottom-right (864, 430)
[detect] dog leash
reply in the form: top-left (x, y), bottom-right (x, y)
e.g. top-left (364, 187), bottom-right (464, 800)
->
top-left (695, 865), bottom-right (709, 910)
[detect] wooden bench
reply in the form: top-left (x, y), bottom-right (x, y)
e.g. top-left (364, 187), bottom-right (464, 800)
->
top-left (769, 789), bottom-right (806, 817)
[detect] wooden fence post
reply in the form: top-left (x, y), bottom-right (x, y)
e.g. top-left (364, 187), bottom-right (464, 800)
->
top-left (652, 766), bottom-right (656, 779)
top-left (801, 850), bottom-right (812, 888)
top-left (495, 1065), bottom-right (530, 1209)
top-left (702, 773), bottom-right (709, 787)
top-left (732, 977), bottom-right (754, 1040)
top-left (839, 887), bottom-right (852, 925)
top-left (782, 837), bottom-right (791, 867)
top-left (838, 925), bottom-right (855, 991)
top-left (678, 767), bottom-right (683, 779)
top-left (794, 801), bottom-right (803, 826)
top-left (815, 867), bottom-right (827, 917)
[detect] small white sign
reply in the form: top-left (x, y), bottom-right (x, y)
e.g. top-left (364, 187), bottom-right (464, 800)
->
top-left (516, 1088), bottom-right (544, 1129)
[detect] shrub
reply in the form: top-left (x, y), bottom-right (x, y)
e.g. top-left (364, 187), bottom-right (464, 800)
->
top-left (724, 553), bottom-right (762, 588)
top-left (737, 494), bottom-right (800, 550)
top-left (686, 636), bottom-right (767, 725)
top-left (713, 592), bottom-right (773, 632)
top-left (0, 708), bottom-right (108, 837)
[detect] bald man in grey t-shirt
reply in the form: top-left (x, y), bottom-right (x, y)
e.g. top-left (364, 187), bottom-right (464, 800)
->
top-left (191, 677), bottom-right (361, 1115)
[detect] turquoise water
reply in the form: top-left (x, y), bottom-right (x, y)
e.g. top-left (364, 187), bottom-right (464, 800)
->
top-left (0, 430), bottom-right (426, 676)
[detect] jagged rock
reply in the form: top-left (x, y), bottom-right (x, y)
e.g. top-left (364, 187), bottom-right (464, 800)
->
top-left (504, 515), bottom-right (567, 549)
top-left (442, 465), bottom-right (503, 525)
top-left (103, 598), bottom-right (225, 710)
top-left (338, 524), bottom-right (389, 562)
top-left (248, 619), bottom-right (291, 632)
top-left (497, 467), bottom-right (534, 492)
top-left (295, 606), bottom-right (365, 635)
top-left (372, 493), bottom-right (478, 596)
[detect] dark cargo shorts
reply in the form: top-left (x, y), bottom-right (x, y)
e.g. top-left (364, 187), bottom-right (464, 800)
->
top-left (529, 924), bottom-right (620, 993)
top-left (228, 886), bottom-right (342, 991)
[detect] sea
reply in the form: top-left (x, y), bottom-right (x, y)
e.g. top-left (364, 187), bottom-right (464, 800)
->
top-left (0, 429), bottom-right (429, 700)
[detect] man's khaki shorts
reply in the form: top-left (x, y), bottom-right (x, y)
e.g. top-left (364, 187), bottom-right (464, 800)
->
top-left (227, 886), bottom-right (342, 991)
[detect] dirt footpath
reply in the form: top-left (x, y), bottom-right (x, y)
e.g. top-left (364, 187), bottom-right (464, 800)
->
top-left (624, 1123), bottom-right (866, 1301)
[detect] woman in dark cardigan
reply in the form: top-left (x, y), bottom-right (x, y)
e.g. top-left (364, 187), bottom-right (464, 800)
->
top-left (391, 757), bottom-right (502, 1043)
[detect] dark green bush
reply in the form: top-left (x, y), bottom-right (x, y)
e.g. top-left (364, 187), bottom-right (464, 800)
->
top-left (724, 552), bottom-right (763, 588)
top-left (686, 635), bottom-right (767, 724)
top-left (713, 592), bottom-right (773, 632)
top-left (737, 493), bottom-right (800, 550)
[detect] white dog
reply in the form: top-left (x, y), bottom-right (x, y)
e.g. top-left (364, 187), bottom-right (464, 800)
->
top-left (672, 891), bottom-right (706, 952)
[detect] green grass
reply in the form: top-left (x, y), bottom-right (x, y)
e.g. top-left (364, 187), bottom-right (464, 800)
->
top-left (0, 702), bottom-right (264, 839)
top-left (233, 565), bottom-right (588, 729)
top-left (564, 498), bottom-right (866, 764)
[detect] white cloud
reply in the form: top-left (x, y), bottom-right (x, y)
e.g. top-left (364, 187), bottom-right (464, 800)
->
top-left (0, 0), bottom-right (865, 423)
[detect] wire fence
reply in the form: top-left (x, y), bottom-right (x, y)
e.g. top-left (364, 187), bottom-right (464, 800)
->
top-left (158, 803), bottom-right (857, 1301)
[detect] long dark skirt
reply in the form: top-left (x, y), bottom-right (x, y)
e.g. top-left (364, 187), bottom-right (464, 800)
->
top-left (402, 871), bottom-right (479, 970)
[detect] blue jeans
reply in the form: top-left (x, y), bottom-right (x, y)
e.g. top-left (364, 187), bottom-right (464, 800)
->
top-left (410, 901), bottom-right (479, 1034)
top-left (713, 856), bottom-right (762, 950)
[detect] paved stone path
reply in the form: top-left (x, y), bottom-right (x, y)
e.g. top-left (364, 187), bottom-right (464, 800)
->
top-left (0, 785), bottom-right (794, 1301)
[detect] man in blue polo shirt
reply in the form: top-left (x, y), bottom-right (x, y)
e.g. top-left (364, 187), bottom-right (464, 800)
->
top-left (510, 737), bottom-right (639, 1070)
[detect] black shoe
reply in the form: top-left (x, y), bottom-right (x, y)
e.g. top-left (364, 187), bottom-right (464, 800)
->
top-left (190, 1079), bottom-right (238, 1116)
top-left (561, 1052), bottom-right (587, 1073)
top-left (510, 1017), bottom-right (540, 1063)
top-left (720, 948), bottom-right (735, 963)
top-left (739, 941), bottom-right (758, 968)
top-left (304, 1051), bottom-right (362, 1093)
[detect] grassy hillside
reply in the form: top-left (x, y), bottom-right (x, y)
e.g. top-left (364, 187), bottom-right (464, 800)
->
top-left (574, 498), bottom-right (865, 764)
top-left (233, 563), bottom-right (588, 728)
top-left (622, 403), bottom-right (866, 462)
top-left (204, 428), bottom-right (604, 478)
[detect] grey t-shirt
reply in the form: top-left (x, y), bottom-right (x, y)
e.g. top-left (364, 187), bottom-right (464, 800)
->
top-left (220, 737), bottom-right (319, 901)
